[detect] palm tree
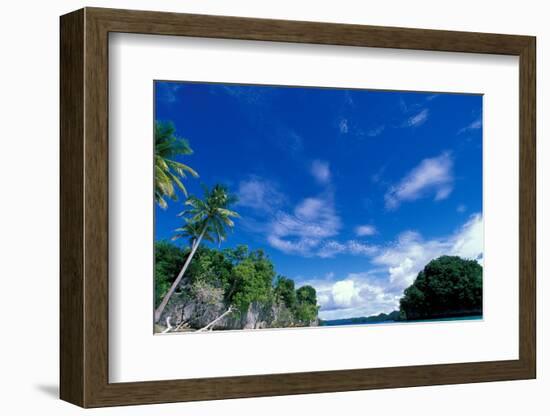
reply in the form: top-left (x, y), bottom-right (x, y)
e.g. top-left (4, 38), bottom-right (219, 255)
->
top-left (154, 185), bottom-right (240, 323)
top-left (172, 220), bottom-right (215, 251)
top-left (155, 120), bottom-right (199, 209)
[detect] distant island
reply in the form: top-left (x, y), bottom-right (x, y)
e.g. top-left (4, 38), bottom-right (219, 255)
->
top-left (320, 311), bottom-right (402, 326)
top-left (320, 309), bottom-right (483, 327)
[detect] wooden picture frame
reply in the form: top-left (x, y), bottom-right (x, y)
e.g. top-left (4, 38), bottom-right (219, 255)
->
top-left (60, 7), bottom-right (536, 408)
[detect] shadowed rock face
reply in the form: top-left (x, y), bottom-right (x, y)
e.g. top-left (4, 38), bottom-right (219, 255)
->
top-left (161, 297), bottom-right (318, 331)
top-left (225, 302), bottom-right (271, 329)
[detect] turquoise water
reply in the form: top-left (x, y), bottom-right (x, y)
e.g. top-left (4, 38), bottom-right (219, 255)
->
top-left (321, 315), bottom-right (483, 327)
top-left (408, 315), bottom-right (483, 323)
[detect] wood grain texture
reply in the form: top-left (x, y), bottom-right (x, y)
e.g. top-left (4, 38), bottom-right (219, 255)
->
top-left (59, 8), bottom-right (85, 407)
top-left (518, 38), bottom-right (537, 376)
top-left (88, 7), bottom-right (532, 54)
top-left (59, 7), bottom-right (537, 408)
top-left (83, 10), bottom-right (110, 406)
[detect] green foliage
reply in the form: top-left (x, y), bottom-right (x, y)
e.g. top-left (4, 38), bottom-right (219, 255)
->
top-left (176, 184), bottom-right (240, 245)
top-left (296, 285), bottom-right (317, 305)
top-left (172, 220), bottom-right (216, 247)
top-left (155, 184), bottom-right (241, 321)
top-left (229, 250), bottom-right (275, 312)
top-left (274, 276), bottom-right (297, 309)
top-left (186, 246), bottom-right (234, 290)
top-left (293, 285), bottom-right (319, 324)
top-left (154, 241), bottom-right (187, 307)
top-left (293, 303), bottom-right (319, 324)
top-left (154, 241), bottom-right (320, 326)
top-left (154, 120), bottom-right (199, 209)
top-left (224, 244), bottom-right (249, 263)
top-left (400, 255), bottom-right (482, 320)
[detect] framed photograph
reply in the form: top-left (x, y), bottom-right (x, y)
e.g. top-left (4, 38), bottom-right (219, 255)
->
top-left (60, 7), bottom-right (536, 408)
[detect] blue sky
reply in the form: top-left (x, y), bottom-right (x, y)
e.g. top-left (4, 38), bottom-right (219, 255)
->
top-left (155, 81), bottom-right (483, 320)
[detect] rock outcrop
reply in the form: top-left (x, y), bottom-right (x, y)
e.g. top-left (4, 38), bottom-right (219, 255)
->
top-left (161, 295), bottom-right (318, 331)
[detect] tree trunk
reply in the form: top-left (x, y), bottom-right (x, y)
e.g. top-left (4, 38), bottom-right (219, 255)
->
top-left (197, 306), bottom-right (235, 332)
top-left (154, 226), bottom-right (207, 323)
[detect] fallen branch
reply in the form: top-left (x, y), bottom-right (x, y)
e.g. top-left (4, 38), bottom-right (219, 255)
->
top-left (161, 316), bottom-right (173, 334)
top-left (174, 320), bottom-right (190, 331)
top-left (197, 306), bottom-right (235, 332)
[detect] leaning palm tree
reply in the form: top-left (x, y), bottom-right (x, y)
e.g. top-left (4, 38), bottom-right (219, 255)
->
top-left (172, 219), bottom-right (216, 251)
top-left (155, 120), bottom-right (199, 209)
top-left (154, 185), bottom-right (240, 323)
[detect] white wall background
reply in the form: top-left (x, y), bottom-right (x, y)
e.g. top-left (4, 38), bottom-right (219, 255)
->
top-left (0, 0), bottom-right (546, 414)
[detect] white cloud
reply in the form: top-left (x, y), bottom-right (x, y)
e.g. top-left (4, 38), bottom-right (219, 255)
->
top-left (267, 235), bottom-right (321, 254)
top-left (310, 160), bottom-right (331, 184)
top-left (317, 240), bottom-right (378, 258)
top-left (331, 280), bottom-right (361, 307)
top-left (237, 177), bottom-right (376, 259)
top-left (450, 214), bottom-right (484, 262)
top-left (299, 214), bottom-right (483, 320)
top-left (316, 241), bottom-right (346, 258)
top-left (158, 83), bottom-right (182, 103)
top-left (267, 195), bottom-right (341, 256)
top-left (219, 85), bottom-right (268, 105)
top-left (277, 129), bottom-right (304, 156)
top-left (385, 152), bottom-right (454, 209)
top-left (434, 185), bottom-right (453, 201)
top-left (458, 118), bottom-right (482, 134)
top-left (355, 225), bottom-right (377, 236)
top-left (295, 197), bottom-right (324, 220)
top-left (371, 166), bottom-right (386, 184)
top-left (405, 108), bottom-right (429, 127)
top-left (347, 240), bottom-right (378, 256)
top-left (372, 213), bottom-right (483, 290)
top-left (266, 195), bottom-right (378, 258)
top-left (339, 118), bottom-right (349, 134)
top-left (344, 91), bottom-right (354, 106)
top-left (305, 273), bottom-right (401, 320)
top-left (366, 125), bottom-right (385, 137)
top-left (457, 204), bottom-right (467, 213)
top-left (236, 177), bottom-right (285, 213)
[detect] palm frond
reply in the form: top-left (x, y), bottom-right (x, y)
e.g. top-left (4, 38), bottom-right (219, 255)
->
top-left (216, 208), bottom-right (240, 218)
top-left (166, 160), bottom-right (199, 178)
top-left (167, 171), bottom-right (187, 197)
top-left (174, 184), bottom-right (239, 247)
top-left (154, 120), bottom-right (199, 208)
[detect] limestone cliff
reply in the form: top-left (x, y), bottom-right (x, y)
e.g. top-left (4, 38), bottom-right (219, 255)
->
top-left (161, 295), bottom-right (318, 331)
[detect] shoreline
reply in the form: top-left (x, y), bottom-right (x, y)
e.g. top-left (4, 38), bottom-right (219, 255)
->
top-left (155, 315), bottom-right (483, 334)
top-left (320, 315), bottom-right (483, 327)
